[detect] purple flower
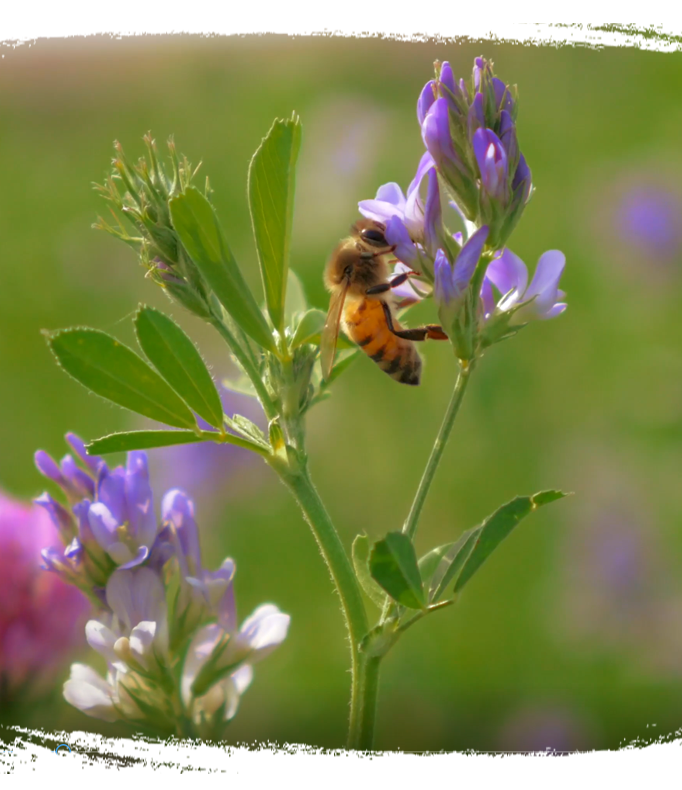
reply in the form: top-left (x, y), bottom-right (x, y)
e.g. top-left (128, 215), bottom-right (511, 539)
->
top-left (161, 488), bottom-right (236, 631)
top-left (63, 663), bottom-right (136, 723)
top-left (358, 151), bottom-right (434, 241)
top-left (473, 128), bottom-right (510, 203)
top-left (473, 57), bottom-right (486, 90)
top-left (417, 80), bottom-right (436, 125)
top-left (160, 489), bottom-right (289, 696)
top-left (34, 432), bottom-right (290, 732)
top-left (484, 248), bottom-right (567, 322)
top-left (384, 216), bottom-right (420, 268)
top-left (412, 57), bottom-right (528, 237)
top-left (467, 92), bottom-right (486, 142)
top-left (66, 565), bottom-right (169, 721)
top-left (498, 111), bottom-right (518, 167)
top-left (35, 435), bottom-right (165, 594)
top-left (433, 226), bottom-right (490, 309)
top-left (511, 154), bottom-right (532, 204)
top-left (422, 98), bottom-right (469, 188)
top-left (34, 448), bottom-right (96, 503)
top-left (181, 603), bottom-right (290, 724)
top-left (0, 490), bottom-right (88, 698)
top-left (86, 452), bottom-right (158, 569)
top-left (423, 167), bottom-right (442, 258)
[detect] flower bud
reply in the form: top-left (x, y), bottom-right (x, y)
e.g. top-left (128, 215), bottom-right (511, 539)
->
top-left (416, 58), bottom-right (531, 247)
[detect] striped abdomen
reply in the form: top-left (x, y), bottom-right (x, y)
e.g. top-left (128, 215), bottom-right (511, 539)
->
top-left (342, 297), bottom-right (421, 386)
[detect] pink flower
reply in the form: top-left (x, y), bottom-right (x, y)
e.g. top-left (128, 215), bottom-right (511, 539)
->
top-left (0, 490), bottom-right (89, 698)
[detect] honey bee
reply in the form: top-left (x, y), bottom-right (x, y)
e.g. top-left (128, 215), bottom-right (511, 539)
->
top-left (321, 219), bottom-right (448, 386)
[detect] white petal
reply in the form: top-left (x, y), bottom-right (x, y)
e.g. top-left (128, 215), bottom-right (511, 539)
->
top-left (222, 665), bottom-right (254, 720)
top-left (233, 607), bottom-right (290, 665)
top-left (239, 604), bottom-right (282, 633)
top-left (63, 663), bottom-right (119, 722)
top-left (232, 664), bottom-right (254, 696)
top-left (223, 680), bottom-right (241, 721)
top-left (180, 623), bottom-right (222, 707)
top-left (85, 620), bottom-right (122, 667)
top-left (129, 621), bottom-right (157, 668)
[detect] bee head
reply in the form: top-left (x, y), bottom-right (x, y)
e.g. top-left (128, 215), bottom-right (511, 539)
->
top-left (353, 219), bottom-right (389, 249)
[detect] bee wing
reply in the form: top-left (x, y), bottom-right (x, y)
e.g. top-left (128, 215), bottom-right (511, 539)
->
top-left (320, 280), bottom-right (350, 382)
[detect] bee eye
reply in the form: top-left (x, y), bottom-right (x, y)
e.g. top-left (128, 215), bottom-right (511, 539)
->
top-left (361, 229), bottom-right (387, 246)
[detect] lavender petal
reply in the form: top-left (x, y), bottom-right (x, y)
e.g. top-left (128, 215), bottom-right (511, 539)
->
top-left (452, 226), bottom-right (489, 293)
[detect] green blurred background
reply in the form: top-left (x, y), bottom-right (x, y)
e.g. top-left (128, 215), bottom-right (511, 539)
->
top-left (2, 35), bottom-right (682, 752)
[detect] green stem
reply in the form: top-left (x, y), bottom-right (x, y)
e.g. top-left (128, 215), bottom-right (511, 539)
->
top-left (210, 316), bottom-right (278, 422)
top-left (278, 464), bottom-right (373, 749)
top-left (403, 360), bottom-right (473, 541)
top-left (351, 656), bottom-right (381, 751)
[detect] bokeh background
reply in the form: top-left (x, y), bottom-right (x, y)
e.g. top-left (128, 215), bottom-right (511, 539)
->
top-left (1, 35), bottom-right (682, 752)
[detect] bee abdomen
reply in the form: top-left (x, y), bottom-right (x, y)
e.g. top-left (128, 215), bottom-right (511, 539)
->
top-left (344, 297), bottom-right (422, 386)
top-left (369, 344), bottom-right (421, 386)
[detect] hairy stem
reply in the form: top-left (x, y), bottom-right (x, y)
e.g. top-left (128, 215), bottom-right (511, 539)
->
top-left (403, 360), bottom-right (473, 540)
top-left (278, 464), bottom-right (374, 749)
top-left (350, 656), bottom-right (381, 751)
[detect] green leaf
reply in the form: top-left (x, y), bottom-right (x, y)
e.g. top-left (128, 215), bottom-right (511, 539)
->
top-left (291, 309), bottom-right (326, 348)
top-left (169, 187), bottom-right (276, 353)
top-left (134, 306), bottom-right (224, 429)
top-left (248, 114), bottom-right (302, 333)
top-left (226, 414), bottom-right (269, 447)
top-left (87, 429), bottom-right (210, 455)
top-left (429, 528), bottom-right (481, 603)
top-left (352, 534), bottom-right (388, 609)
top-left (418, 542), bottom-right (456, 585)
top-left (285, 269), bottom-right (308, 324)
top-left (531, 490), bottom-right (567, 506)
top-left (46, 328), bottom-right (197, 429)
top-left (453, 490), bottom-right (568, 593)
top-left (88, 428), bottom-right (270, 457)
top-left (369, 532), bottom-right (425, 610)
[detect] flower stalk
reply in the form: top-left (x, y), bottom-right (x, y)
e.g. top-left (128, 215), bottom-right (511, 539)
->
top-left (403, 359), bottom-right (474, 541)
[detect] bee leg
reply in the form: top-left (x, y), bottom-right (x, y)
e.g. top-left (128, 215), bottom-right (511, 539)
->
top-left (360, 245), bottom-right (398, 262)
top-left (365, 269), bottom-right (422, 296)
top-left (381, 302), bottom-right (449, 342)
